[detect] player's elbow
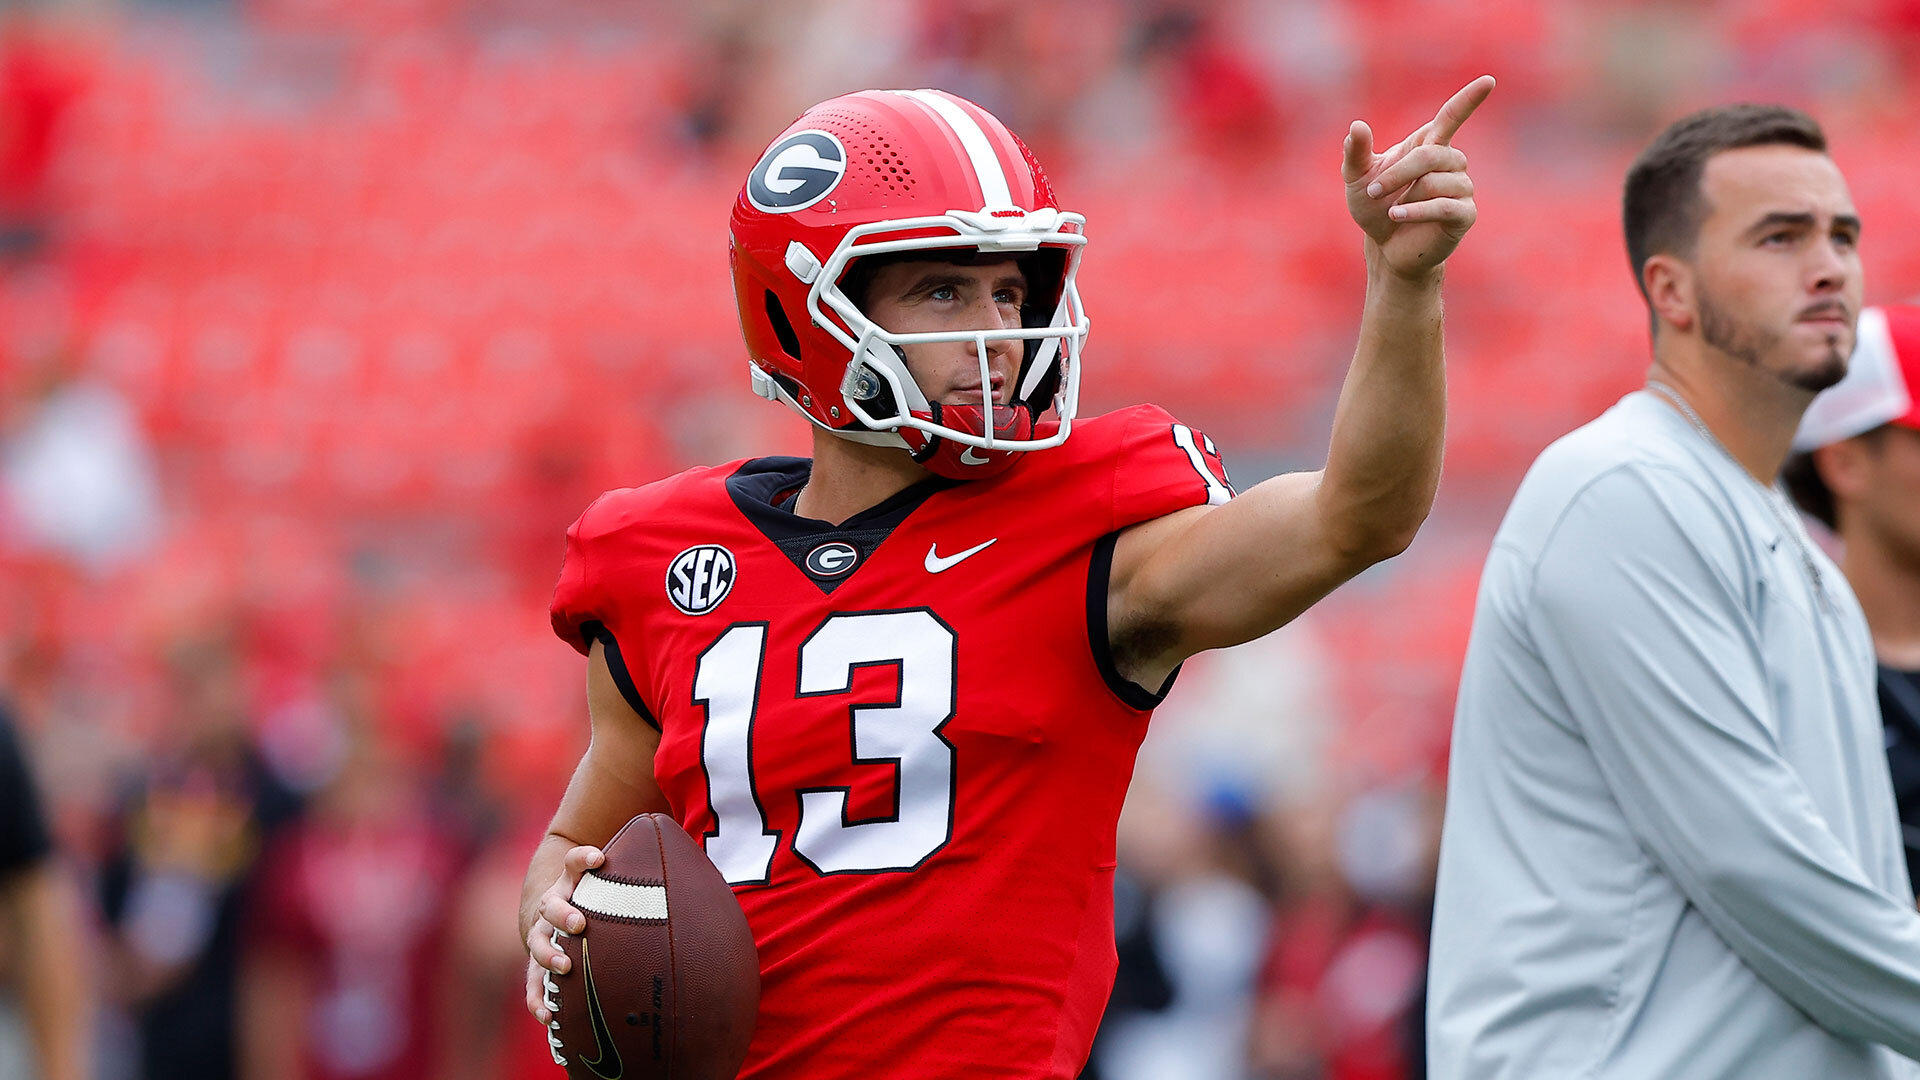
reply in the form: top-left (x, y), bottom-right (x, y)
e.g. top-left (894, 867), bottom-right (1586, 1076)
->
top-left (1325, 507), bottom-right (1425, 570)
top-left (1316, 478), bottom-right (1432, 570)
top-left (1363, 517), bottom-right (1424, 563)
top-left (1689, 847), bottom-right (1795, 927)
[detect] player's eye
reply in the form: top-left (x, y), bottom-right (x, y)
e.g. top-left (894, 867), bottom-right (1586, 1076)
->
top-left (1761, 231), bottom-right (1794, 247)
top-left (929, 285), bottom-right (958, 302)
top-left (994, 289), bottom-right (1023, 306)
top-left (1833, 229), bottom-right (1858, 250)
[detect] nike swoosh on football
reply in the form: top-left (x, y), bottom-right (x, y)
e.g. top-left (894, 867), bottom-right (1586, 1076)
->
top-left (925, 539), bottom-right (997, 573)
top-left (577, 939), bottom-right (625, 1080)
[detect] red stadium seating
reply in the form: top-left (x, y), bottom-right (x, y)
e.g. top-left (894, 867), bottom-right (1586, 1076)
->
top-left (6, 12), bottom-right (1920, 779)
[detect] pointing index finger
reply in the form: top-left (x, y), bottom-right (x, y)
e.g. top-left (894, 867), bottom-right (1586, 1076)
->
top-left (1429, 75), bottom-right (1496, 145)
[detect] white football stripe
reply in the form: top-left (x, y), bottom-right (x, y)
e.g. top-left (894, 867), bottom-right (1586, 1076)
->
top-left (573, 873), bottom-right (668, 921)
top-left (894, 89), bottom-right (1012, 208)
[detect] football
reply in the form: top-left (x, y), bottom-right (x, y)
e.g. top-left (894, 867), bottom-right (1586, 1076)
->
top-left (545, 813), bottom-right (759, 1080)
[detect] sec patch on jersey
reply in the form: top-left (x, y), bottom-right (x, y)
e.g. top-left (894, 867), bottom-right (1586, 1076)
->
top-left (544, 814), bottom-right (759, 1079)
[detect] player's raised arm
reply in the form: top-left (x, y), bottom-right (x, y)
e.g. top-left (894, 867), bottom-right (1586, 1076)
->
top-left (1109, 76), bottom-right (1493, 687)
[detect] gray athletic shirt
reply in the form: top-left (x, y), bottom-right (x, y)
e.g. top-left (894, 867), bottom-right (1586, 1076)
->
top-left (1428, 390), bottom-right (1920, 1079)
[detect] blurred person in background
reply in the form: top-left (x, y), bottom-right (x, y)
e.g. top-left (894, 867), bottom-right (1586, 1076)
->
top-left (1086, 614), bottom-right (1344, 1080)
top-left (240, 726), bottom-right (468, 1080)
top-left (523, 74), bottom-right (1489, 1080)
top-left (1251, 783), bottom-right (1435, 1080)
top-left (1127, 5), bottom-right (1285, 166)
top-left (0, 702), bottom-right (88, 1080)
top-left (0, 343), bottom-right (161, 574)
top-left (1093, 784), bottom-right (1272, 1080)
top-left (1785, 303), bottom-right (1920, 898)
top-left (0, 15), bottom-right (81, 260)
top-left (98, 640), bottom-right (300, 1080)
top-left (1080, 862), bottom-right (1175, 1080)
top-left (1431, 105), bottom-right (1920, 1078)
top-left (445, 812), bottom-right (593, 1080)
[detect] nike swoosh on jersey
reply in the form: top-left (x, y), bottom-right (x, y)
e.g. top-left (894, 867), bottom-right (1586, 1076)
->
top-left (577, 939), bottom-right (624, 1079)
top-left (925, 539), bottom-right (997, 573)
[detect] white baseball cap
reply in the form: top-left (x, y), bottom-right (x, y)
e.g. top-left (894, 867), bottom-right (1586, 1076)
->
top-left (1794, 304), bottom-right (1920, 452)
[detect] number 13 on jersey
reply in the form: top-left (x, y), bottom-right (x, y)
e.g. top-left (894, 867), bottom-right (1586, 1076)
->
top-left (692, 609), bottom-right (958, 885)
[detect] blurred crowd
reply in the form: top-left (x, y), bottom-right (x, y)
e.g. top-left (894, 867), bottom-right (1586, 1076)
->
top-left (1, 0), bottom-right (1919, 1078)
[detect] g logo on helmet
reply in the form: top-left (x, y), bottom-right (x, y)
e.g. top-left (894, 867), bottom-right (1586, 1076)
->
top-left (746, 131), bottom-right (848, 214)
top-left (666, 545), bottom-right (737, 615)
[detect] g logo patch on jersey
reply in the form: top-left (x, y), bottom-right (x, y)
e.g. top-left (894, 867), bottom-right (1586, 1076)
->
top-left (746, 131), bottom-right (847, 213)
top-left (803, 542), bottom-right (860, 579)
top-left (667, 545), bottom-right (736, 615)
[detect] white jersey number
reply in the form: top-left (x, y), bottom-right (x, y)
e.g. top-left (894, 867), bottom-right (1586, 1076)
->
top-left (690, 623), bottom-right (780, 883)
top-left (693, 610), bottom-right (957, 884)
top-left (1172, 423), bottom-right (1234, 505)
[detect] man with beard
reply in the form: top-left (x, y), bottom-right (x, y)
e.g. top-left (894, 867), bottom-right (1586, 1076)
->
top-left (1785, 304), bottom-right (1920, 898)
top-left (1429, 105), bottom-right (1920, 1078)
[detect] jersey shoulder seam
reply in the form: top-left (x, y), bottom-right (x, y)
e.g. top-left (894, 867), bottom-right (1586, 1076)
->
top-left (576, 463), bottom-right (743, 540)
top-left (1520, 458), bottom-right (1744, 611)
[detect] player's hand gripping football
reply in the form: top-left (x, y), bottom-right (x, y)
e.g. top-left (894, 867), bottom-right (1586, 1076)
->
top-left (1344, 75), bottom-right (1494, 279)
top-left (523, 843), bottom-right (605, 1025)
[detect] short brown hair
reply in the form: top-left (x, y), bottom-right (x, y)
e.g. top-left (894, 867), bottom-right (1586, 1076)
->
top-left (1783, 426), bottom-right (1889, 532)
top-left (1781, 450), bottom-right (1836, 530)
top-left (1622, 104), bottom-right (1827, 300)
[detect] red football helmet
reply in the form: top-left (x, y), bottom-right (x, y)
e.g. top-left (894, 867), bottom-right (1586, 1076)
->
top-left (729, 89), bottom-right (1089, 479)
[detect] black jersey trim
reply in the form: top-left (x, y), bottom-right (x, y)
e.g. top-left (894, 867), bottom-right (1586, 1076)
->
top-left (725, 457), bottom-right (957, 539)
top-left (1086, 531), bottom-right (1180, 711)
top-left (725, 457), bottom-right (958, 595)
top-left (584, 622), bottom-right (660, 731)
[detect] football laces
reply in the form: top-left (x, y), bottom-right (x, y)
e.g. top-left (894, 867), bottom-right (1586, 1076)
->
top-left (545, 925), bottom-right (569, 1067)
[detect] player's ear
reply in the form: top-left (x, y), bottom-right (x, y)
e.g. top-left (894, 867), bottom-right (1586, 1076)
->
top-left (1642, 254), bottom-right (1696, 335)
top-left (1812, 438), bottom-right (1870, 505)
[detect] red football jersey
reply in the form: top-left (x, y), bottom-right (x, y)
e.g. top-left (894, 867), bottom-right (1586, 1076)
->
top-left (550, 404), bottom-right (1233, 1078)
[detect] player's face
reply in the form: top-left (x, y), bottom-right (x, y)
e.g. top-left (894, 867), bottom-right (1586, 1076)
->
top-left (1852, 426), bottom-right (1920, 565)
top-left (859, 259), bottom-right (1026, 407)
top-left (1688, 145), bottom-right (1863, 394)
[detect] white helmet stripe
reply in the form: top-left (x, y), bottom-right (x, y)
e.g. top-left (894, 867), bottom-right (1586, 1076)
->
top-left (893, 89), bottom-right (1013, 208)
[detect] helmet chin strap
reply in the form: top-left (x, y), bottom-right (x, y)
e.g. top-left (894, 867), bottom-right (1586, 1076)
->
top-left (844, 340), bottom-right (1032, 479)
top-left (906, 402), bottom-right (1038, 480)
top-left (768, 353), bottom-right (1031, 475)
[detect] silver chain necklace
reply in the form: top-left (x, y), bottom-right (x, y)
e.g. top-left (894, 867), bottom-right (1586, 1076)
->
top-left (1646, 380), bottom-right (1832, 611)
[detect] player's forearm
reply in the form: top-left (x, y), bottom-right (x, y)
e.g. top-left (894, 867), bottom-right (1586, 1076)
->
top-left (1316, 256), bottom-right (1447, 562)
top-left (520, 717), bottom-right (669, 948)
